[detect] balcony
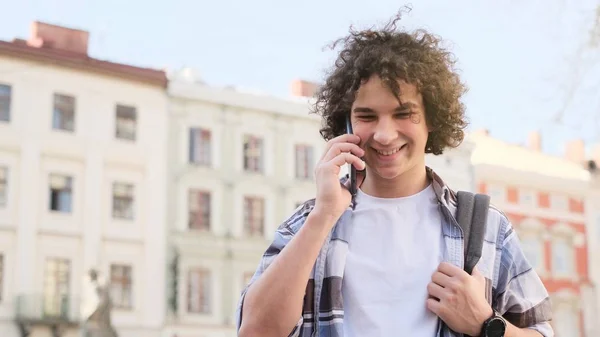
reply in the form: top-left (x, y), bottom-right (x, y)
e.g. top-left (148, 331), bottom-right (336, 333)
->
top-left (14, 294), bottom-right (81, 337)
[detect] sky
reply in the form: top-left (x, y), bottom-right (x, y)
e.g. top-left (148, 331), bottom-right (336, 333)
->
top-left (1, 0), bottom-right (600, 157)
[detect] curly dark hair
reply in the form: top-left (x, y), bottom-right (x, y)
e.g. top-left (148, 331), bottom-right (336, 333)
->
top-left (312, 8), bottom-right (468, 155)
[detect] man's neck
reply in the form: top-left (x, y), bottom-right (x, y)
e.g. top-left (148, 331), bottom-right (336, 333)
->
top-left (360, 164), bottom-right (430, 199)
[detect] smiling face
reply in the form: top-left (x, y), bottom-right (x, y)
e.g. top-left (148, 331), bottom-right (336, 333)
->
top-left (351, 75), bottom-right (429, 184)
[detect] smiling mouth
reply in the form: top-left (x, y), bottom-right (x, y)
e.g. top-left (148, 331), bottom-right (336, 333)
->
top-left (374, 145), bottom-right (406, 156)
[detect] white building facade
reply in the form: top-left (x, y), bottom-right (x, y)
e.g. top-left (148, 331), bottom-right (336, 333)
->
top-left (0, 22), bottom-right (169, 337)
top-left (164, 75), bottom-right (326, 337)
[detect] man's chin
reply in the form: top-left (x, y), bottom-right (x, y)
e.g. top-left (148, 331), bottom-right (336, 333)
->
top-left (370, 165), bottom-right (408, 181)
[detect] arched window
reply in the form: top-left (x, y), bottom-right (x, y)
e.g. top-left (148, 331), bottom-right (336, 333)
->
top-left (552, 237), bottom-right (575, 276)
top-left (517, 218), bottom-right (546, 273)
top-left (519, 236), bottom-right (544, 270)
top-left (550, 223), bottom-right (576, 279)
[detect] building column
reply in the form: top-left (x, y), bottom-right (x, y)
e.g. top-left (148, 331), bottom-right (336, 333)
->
top-left (143, 105), bottom-right (168, 332)
top-left (81, 151), bottom-right (103, 275)
top-left (14, 141), bottom-right (39, 295)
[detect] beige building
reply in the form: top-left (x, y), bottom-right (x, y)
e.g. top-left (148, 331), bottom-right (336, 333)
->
top-left (0, 22), bottom-right (169, 337)
top-left (584, 150), bottom-right (600, 337)
top-left (164, 74), bottom-right (476, 337)
top-left (470, 130), bottom-right (599, 337)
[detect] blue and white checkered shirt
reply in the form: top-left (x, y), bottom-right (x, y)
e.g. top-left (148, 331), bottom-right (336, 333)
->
top-left (236, 167), bottom-right (553, 337)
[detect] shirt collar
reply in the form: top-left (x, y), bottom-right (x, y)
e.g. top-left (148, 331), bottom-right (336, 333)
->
top-left (343, 166), bottom-right (456, 210)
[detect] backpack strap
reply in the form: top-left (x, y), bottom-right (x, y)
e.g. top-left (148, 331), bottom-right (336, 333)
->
top-left (456, 191), bottom-right (490, 275)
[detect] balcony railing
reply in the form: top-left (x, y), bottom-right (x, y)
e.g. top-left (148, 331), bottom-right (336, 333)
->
top-left (15, 294), bottom-right (81, 325)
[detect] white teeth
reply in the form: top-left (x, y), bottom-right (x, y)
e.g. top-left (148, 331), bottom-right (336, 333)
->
top-left (376, 147), bottom-right (402, 156)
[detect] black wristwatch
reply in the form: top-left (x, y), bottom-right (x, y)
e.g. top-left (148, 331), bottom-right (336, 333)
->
top-left (480, 311), bottom-right (506, 337)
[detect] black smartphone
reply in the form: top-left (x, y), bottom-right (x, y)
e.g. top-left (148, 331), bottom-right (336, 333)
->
top-left (345, 116), bottom-right (357, 197)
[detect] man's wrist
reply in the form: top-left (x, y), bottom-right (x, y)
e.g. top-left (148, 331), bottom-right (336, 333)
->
top-left (471, 306), bottom-right (495, 336)
top-left (476, 308), bottom-right (508, 337)
top-left (306, 206), bottom-right (340, 231)
top-left (309, 206), bottom-right (341, 226)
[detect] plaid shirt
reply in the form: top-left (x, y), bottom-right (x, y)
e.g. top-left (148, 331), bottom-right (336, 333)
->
top-left (236, 168), bottom-right (554, 337)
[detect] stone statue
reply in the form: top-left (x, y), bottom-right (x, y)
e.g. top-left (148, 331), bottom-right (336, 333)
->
top-left (81, 269), bottom-right (118, 337)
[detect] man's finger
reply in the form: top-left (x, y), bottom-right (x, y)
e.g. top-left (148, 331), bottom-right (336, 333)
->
top-left (427, 282), bottom-right (445, 300)
top-left (431, 271), bottom-right (452, 287)
top-left (437, 262), bottom-right (464, 278)
top-left (329, 153), bottom-right (365, 171)
top-left (322, 142), bottom-right (364, 163)
top-left (426, 298), bottom-right (442, 316)
top-left (471, 266), bottom-right (485, 283)
top-left (320, 134), bottom-right (361, 161)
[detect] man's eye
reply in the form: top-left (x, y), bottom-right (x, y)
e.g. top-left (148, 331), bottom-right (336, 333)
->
top-left (356, 115), bottom-right (375, 121)
top-left (396, 112), bottom-right (412, 119)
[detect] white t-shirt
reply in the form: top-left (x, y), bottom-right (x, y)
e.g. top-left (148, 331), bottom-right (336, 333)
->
top-left (342, 184), bottom-right (444, 337)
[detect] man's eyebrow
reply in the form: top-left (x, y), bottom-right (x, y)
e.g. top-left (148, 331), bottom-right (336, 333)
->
top-left (352, 107), bottom-right (375, 113)
top-left (352, 102), bottom-right (418, 113)
top-left (398, 101), bottom-right (419, 109)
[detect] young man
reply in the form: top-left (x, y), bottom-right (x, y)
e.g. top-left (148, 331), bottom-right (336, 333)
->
top-left (236, 13), bottom-right (553, 337)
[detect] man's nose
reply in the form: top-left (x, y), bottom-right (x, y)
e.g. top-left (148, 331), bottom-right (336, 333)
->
top-left (372, 120), bottom-right (397, 145)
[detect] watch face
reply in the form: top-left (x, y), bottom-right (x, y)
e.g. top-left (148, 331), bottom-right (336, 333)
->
top-left (486, 317), bottom-right (507, 337)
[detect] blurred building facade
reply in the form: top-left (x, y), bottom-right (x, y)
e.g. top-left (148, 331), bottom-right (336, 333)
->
top-left (0, 22), bottom-right (169, 337)
top-left (471, 130), bottom-right (599, 337)
top-left (164, 74), bottom-right (326, 337)
top-left (0, 20), bottom-right (597, 337)
top-left (586, 164), bottom-right (600, 337)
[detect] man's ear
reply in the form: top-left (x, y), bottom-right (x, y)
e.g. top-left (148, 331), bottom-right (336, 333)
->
top-left (427, 122), bottom-right (436, 133)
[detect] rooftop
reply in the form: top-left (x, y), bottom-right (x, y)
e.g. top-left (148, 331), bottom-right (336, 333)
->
top-left (0, 21), bottom-right (167, 88)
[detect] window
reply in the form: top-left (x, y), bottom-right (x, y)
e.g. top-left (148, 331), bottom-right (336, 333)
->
top-left (187, 268), bottom-right (211, 314)
top-left (552, 237), bottom-right (574, 276)
top-left (188, 190), bottom-right (210, 231)
top-left (550, 194), bottom-right (569, 211)
top-left (295, 144), bottom-right (314, 179)
top-left (49, 174), bottom-right (73, 213)
top-left (520, 236), bottom-right (544, 270)
top-left (0, 254), bottom-right (4, 302)
top-left (189, 128), bottom-right (211, 165)
top-left (110, 264), bottom-right (133, 309)
top-left (112, 183), bottom-right (134, 220)
top-left (243, 135), bottom-right (263, 173)
top-left (244, 196), bottom-right (264, 236)
top-left (115, 105), bottom-right (137, 141)
top-left (519, 189), bottom-right (535, 207)
top-left (0, 84), bottom-right (11, 122)
top-left (487, 184), bottom-right (505, 203)
top-left (43, 258), bottom-right (70, 318)
top-left (0, 167), bottom-right (7, 208)
top-left (52, 94), bottom-right (75, 132)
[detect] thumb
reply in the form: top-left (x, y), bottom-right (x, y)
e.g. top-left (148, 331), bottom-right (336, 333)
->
top-left (472, 266), bottom-right (485, 286)
top-left (472, 266), bottom-right (485, 282)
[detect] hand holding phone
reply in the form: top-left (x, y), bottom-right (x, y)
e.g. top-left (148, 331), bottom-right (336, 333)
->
top-left (312, 119), bottom-right (364, 219)
top-left (345, 116), bottom-right (357, 198)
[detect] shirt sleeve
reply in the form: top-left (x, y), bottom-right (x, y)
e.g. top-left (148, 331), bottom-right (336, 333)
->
top-left (235, 202), bottom-right (312, 336)
top-left (494, 218), bottom-right (554, 337)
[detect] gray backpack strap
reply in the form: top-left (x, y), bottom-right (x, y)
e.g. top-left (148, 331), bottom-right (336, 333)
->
top-left (456, 191), bottom-right (490, 275)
